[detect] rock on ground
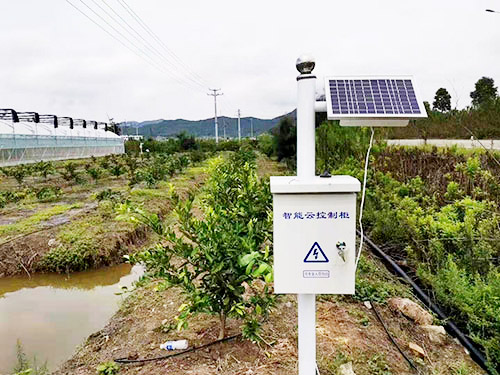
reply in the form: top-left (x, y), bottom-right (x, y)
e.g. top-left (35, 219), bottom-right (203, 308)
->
top-left (388, 297), bottom-right (433, 325)
top-left (338, 362), bottom-right (356, 375)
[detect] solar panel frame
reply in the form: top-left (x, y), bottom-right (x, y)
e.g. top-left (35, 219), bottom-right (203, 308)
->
top-left (325, 76), bottom-right (427, 121)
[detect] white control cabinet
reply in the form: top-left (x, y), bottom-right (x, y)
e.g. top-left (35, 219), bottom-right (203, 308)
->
top-left (271, 176), bottom-right (361, 294)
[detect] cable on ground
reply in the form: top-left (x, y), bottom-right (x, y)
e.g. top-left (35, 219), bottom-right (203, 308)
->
top-left (370, 300), bottom-right (420, 373)
top-left (114, 333), bottom-right (241, 364)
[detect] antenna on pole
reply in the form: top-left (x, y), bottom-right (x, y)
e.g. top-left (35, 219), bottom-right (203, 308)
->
top-left (237, 109), bottom-right (241, 142)
top-left (208, 88), bottom-right (223, 143)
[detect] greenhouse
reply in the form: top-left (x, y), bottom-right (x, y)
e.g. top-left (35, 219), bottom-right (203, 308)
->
top-left (0, 109), bottom-right (124, 167)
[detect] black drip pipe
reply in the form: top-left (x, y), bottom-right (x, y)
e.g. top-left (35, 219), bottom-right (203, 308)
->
top-left (359, 230), bottom-right (492, 374)
top-left (371, 300), bottom-right (420, 373)
top-left (114, 333), bottom-right (241, 364)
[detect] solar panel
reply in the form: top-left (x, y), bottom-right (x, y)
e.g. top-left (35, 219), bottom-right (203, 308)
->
top-left (325, 77), bottom-right (427, 126)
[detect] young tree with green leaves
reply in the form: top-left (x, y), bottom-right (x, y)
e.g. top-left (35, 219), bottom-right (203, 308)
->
top-left (119, 151), bottom-right (275, 341)
top-left (34, 161), bottom-right (55, 180)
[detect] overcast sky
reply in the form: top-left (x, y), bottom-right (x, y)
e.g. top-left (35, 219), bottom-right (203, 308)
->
top-left (0, 0), bottom-right (499, 123)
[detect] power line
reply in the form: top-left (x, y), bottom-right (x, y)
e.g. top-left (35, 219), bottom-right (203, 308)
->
top-left (67, 0), bottom-right (237, 120)
top-left (82, 0), bottom-right (203, 92)
top-left (115, 0), bottom-right (210, 88)
top-left (64, 1), bottom-right (159, 71)
top-left (65, 0), bottom-right (204, 93)
top-left (97, 0), bottom-right (207, 90)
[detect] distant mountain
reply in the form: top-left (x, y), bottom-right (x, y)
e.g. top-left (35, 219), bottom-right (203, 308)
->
top-left (119, 111), bottom-right (296, 138)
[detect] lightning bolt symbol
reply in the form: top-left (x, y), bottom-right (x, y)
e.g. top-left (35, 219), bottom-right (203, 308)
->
top-left (313, 247), bottom-right (318, 259)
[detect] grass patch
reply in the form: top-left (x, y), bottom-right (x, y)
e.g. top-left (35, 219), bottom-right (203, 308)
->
top-left (38, 210), bottom-right (133, 273)
top-left (130, 188), bottom-right (169, 199)
top-left (38, 240), bottom-right (100, 273)
top-left (0, 203), bottom-right (81, 237)
top-left (319, 350), bottom-right (352, 374)
top-left (353, 252), bottom-right (413, 304)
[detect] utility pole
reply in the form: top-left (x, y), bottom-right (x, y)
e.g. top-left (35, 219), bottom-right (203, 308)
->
top-left (250, 118), bottom-right (254, 138)
top-left (223, 117), bottom-right (226, 139)
top-left (208, 89), bottom-right (223, 143)
top-left (237, 109), bottom-right (241, 142)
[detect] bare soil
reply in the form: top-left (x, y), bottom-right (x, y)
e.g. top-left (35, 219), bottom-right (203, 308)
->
top-left (53, 276), bottom-right (483, 375)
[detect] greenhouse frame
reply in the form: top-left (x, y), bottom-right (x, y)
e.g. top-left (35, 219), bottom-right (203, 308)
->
top-left (0, 109), bottom-right (124, 167)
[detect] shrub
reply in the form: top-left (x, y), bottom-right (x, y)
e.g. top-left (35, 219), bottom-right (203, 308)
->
top-left (34, 161), bottom-right (55, 180)
top-left (0, 190), bottom-right (27, 208)
top-left (177, 131), bottom-right (197, 151)
top-left (86, 166), bottom-right (104, 183)
top-left (316, 121), bottom-right (372, 173)
top-left (95, 189), bottom-right (123, 203)
top-left (35, 186), bottom-right (62, 202)
top-left (96, 361), bottom-right (120, 375)
top-left (1, 164), bottom-right (32, 185)
top-left (109, 163), bottom-right (125, 178)
top-left (273, 117), bottom-right (296, 168)
top-left (38, 241), bottom-right (100, 273)
top-left (257, 133), bottom-right (275, 157)
top-left (341, 147), bottom-right (500, 373)
top-left (216, 139), bottom-right (240, 151)
top-left (189, 149), bottom-right (205, 163)
top-left (61, 162), bottom-right (84, 184)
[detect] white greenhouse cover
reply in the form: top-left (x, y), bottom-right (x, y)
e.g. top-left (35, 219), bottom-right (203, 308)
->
top-left (0, 120), bottom-right (121, 138)
top-left (0, 120), bottom-right (124, 167)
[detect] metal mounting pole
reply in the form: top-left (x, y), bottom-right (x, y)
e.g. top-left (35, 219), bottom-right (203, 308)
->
top-left (296, 55), bottom-right (317, 375)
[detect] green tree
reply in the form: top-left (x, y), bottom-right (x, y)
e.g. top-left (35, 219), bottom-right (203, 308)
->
top-left (34, 161), bottom-right (55, 180)
top-left (120, 152), bottom-right (275, 341)
top-left (316, 121), bottom-right (372, 173)
top-left (86, 166), bottom-right (103, 183)
top-left (433, 88), bottom-right (452, 112)
top-left (1, 165), bottom-right (32, 185)
top-left (273, 117), bottom-right (296, 166)
top-left (470, 77), bottom-right (498, 107)
top-left (177, 131), bottom-right (196, 151)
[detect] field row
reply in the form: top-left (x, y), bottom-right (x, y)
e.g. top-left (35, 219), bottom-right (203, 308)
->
top-left (0, 151), bottom-right (211, 277)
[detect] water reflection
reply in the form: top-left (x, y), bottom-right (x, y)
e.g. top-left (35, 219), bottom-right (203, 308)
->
top-left (0, 264), bottom-right (143, 374)
top-left (0, 264), bottom-right (135, 297)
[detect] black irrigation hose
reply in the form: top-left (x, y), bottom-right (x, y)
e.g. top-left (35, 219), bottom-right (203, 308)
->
top-left (359, 231), bottom-right (492, 374)
top-left (371, 299), bottom-right (420, 374)
top-left (114, 333), bottom-right (242, 364)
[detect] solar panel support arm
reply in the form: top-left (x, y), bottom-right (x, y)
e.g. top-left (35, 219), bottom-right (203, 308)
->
top-left (314, 101), bottom-right (327, 113)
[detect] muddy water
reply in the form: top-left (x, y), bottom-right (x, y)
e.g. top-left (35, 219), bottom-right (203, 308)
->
top-left (0, 264), bottom-right (144, 373)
